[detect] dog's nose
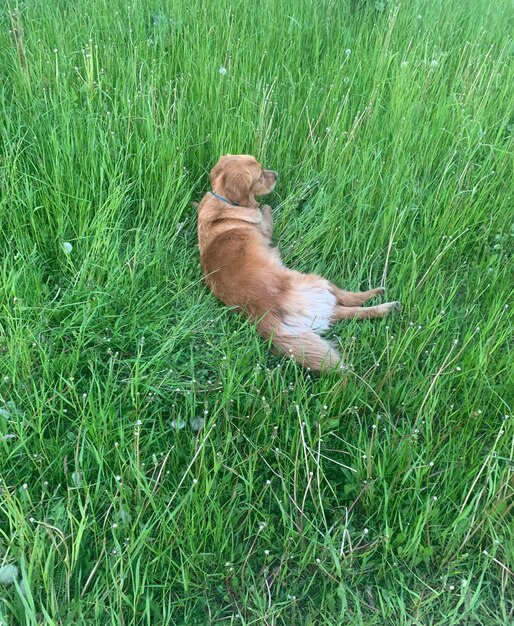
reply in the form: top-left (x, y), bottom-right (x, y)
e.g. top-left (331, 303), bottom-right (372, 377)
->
top-left (272, 171), bottom-right (278, 180)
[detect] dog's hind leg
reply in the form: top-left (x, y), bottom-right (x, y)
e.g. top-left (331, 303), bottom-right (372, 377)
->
top-left (331, 301), bottom-right (401, 321)
top-left (330, 286), bottom-right (385, 306)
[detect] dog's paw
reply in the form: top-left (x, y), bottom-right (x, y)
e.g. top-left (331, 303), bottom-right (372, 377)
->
top-left (377, 301), bottom-right (402, 316)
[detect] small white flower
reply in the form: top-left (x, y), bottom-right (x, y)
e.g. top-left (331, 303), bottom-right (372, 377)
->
top-left (71, 471), bottom-right (83, 487)
top-left (190, 417), bottom-right (204, 431)
top-left (219, 67), bottom-right (227, 75)
top-left (400, 61), bottom-right (408, 68)
top-left (62, 241), bottom-right (73, 254)
top-left (430, 59), bottom-right (439, 68)
top-left (0, 564), bottom-right (19, 586)
top-left (344, 49), bottom-right (351, 56)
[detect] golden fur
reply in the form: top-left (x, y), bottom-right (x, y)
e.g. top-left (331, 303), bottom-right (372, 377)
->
top-left (198, 154), bottom-right (401, 372)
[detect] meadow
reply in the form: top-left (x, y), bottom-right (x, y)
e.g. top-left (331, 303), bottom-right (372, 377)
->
top-left (0, 0), bottom-right (513, 624)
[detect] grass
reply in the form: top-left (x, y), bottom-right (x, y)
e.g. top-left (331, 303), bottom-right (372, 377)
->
top-left (0, 0), bottom-right (513, 623)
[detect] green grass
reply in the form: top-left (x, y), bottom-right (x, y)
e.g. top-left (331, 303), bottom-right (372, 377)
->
top-left (1, 0), bottom-right (513, 623)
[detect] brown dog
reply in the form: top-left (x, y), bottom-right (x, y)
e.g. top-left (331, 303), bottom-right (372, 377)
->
top-left (198, 154), bottom-right (401, 372)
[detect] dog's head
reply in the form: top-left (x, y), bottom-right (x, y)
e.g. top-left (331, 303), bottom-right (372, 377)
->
top-left (209, 155), bottom-right (278, 206)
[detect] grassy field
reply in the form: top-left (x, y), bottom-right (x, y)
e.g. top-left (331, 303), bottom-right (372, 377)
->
top-left (1, 0), bottom-right (513, 624)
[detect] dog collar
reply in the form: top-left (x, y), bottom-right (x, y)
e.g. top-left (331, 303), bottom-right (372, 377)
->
top-left (210, 191), bottom-right (239, 206)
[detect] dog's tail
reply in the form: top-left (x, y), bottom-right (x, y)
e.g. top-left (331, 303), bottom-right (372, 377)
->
top-left (270, 325), bottom-right (343, 372)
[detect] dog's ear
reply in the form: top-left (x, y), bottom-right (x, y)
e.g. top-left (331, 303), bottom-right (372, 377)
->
top-left (209, 162), bottom-right (224, 187)
top-left (222, 168), bottom-right (252, 205)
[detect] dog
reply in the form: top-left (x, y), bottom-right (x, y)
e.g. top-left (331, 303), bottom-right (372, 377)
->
top-left (197, 154), bottom-right (401, 372)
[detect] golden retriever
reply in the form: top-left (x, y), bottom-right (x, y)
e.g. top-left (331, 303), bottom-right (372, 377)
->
top-left (197, 154), bottom-right (401, 372)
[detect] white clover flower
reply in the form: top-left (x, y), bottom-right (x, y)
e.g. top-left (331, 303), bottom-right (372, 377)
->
top-left (219, 67), bottom-right (227, 75)
top-left (0, 564), bottom-right (19, 586)
top-left (190, 417), bottom-right (204, 431)
top-left (71, 471), bottom-right (83, 487)
top-left (400, 61), bottom-right (408, 68)
top-left (344, 49), bottom-right (351, 56)
top-left (62, 241), bottom-right (73, 254)
top-left (430, 59), bottom-right (439, 68)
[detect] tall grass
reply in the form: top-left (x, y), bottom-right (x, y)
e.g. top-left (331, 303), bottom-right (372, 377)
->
top-left (1, 0), bottom-right (513, 623)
